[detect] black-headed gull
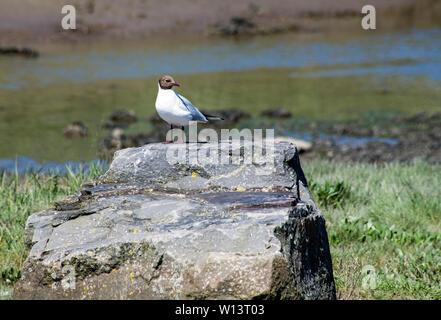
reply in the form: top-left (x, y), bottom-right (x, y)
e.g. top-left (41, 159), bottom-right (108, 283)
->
top-left (155, 75), bottom-right (223, 142)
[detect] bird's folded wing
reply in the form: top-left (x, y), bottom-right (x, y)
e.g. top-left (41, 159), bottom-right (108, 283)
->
top-left (176, 93), bottom-right (208, 122)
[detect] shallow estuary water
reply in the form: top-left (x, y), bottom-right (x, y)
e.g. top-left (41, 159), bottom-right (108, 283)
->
top-left (0, 28), bottom-right (440, 172)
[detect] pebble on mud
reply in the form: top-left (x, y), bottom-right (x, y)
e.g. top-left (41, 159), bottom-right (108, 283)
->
top-left (261, 108), bottom-right (292, 119)
top-left (63, 121), bottom-right (88, 139)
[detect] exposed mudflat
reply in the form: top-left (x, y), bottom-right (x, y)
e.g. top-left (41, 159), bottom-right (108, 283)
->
top-left (1, 0), bottom-right (440, 45)
top-left (301, 112), bottom-right (441, 164)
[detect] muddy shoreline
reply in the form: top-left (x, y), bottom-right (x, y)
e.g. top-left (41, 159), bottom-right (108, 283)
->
top-left (94, 109), bottom-right (441, 165)
top-left (1, 0), bottom-right (440, 46)
top-left (301, 112), bottom-right (441, 164)
top-left (1, 110), bottom-right (439, 174)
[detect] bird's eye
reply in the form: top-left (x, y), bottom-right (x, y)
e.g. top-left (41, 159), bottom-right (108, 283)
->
top-left (166, 79), bottom-right (171, 82)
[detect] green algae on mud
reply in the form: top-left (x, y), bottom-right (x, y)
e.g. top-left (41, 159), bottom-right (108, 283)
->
top-left (1, 66), bottom-right (440, 163)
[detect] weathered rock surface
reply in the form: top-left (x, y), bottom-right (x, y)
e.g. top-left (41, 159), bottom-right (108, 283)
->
top-left (274, 137), bottom-right (312, 153)
top-left (14, 141), bottom-right (336, 300)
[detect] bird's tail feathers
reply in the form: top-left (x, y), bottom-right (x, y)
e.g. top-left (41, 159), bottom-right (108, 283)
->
top-left (202, 113), bottom-right (224, 121)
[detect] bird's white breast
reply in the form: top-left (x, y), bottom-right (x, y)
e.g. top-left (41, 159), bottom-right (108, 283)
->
top-left (155, 88), bottom-right (192, 126)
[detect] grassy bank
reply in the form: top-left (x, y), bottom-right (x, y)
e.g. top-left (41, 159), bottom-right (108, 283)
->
top-left (0, 164), bottom-right (107, 300)
top-left (1, 159), bottom-right (440, 299)
top-left (304, 158), bottom-right (441, 299)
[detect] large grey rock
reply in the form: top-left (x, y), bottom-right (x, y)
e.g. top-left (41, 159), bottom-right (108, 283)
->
top-left (14, 141), bottom-right (336, 300)
top-left (98, 140), bottom-right (302, 193)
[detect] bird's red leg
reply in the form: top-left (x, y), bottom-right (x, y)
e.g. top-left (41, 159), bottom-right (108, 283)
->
top-left (163, 124), bottom-right (175, 144)
top-left (181, 126), bottom-right (185, 144)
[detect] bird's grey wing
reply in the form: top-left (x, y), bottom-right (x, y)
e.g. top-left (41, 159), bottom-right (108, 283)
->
top-left (176, 93), bottom-right (208, 122)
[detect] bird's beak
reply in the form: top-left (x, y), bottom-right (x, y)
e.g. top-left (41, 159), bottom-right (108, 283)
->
top-left (172, 82), bottom-right (181, 87)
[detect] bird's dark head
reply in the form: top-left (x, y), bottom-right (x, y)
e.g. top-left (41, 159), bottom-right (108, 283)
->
top-left (159, 75), bottom-right (181, 89)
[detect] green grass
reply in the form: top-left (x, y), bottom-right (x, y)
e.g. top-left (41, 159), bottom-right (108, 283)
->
top-left (0, 164), bottom-right (107, 300)
top-left (304, 158), bottom-right (441, 299)
top-left (1, 159), bottom-right (440, 299)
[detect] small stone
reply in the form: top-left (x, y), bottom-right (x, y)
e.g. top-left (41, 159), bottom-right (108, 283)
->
top-left (261, 108), bottom-right (292, 119)
top-left (63, 121), bottom-right (88, 139)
